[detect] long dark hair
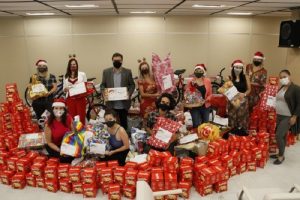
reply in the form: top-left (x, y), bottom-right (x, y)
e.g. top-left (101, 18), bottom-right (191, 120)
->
top-left (231, 68), bottom-right (246, 83)
top-left (47, 107), bottom-right (68, 127)
top-left (65, 58), bottom-right (78, 78)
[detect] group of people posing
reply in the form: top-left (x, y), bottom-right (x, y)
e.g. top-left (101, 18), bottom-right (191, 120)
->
top-left (29, 51), bottom-right (300, 166)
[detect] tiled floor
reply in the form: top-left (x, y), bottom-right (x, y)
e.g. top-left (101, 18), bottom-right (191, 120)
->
top-left (1, 142), bottom-right (299, 200)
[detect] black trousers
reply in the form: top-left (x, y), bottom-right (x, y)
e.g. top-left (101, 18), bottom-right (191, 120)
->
top-left (100, 149), bottom-right (129, 166)
top-left (114, 109), bottom-right (129, 134)
top-left (45, 145), bottom-right (74, 164)
top-left (32, 97), bottom-right (53, 120)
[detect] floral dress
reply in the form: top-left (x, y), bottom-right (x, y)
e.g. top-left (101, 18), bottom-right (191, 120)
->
top-left (246, 64), bottom-right (267, 112)
top-left (138, 79), bottom-right (158, 118)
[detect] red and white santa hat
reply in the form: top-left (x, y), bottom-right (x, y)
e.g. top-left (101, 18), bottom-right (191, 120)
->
top-left (52, 98), bottom-right (66, 107)
top-left (253, 51), bottom-right (265, 60)
top-left (194, 63), bottom-right (207, 71)
top-left (231, 59), bottom-right (244, 68)
top-left (36, 59), bottom-right (47, 67)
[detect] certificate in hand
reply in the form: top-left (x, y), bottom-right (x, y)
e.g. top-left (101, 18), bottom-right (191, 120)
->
top-left (32, 83), bottom-right (47, 93)
top-left (106, 87), bottom-right (129, 101)
top-left (224, 86), bottom-right (239, 101)
top-left (69, 82), bottom-right (87, 97)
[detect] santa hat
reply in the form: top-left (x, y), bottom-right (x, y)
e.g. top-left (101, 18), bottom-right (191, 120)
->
top-left (253, 51), bottom-right (265, 60)
top-left (36, 59), bottom-right (47, 67)
top-left (231, 60), bottom-right (244, 68)
top-left (52, 98), bottom-right (66, 107)
top-left (194, 64), bottom-right (207, 71)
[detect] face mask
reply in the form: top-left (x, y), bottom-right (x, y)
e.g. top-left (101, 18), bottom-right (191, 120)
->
top-left (141, 68), bottom-right (149, 75)
top-left (113, 61), bottom-right (122, 69)
top-left (38, 67), bottom-right (48, 73)
top-left (194, 72), bottom-right (204, 78)
top-left (53, 110), bottom-right (64, 118)
top-left (234, 68), bottom-right (243, 75)
top-left (253, 61), bottom-right (262, 67)
top-left (105, 120), bottom-right (116, 128)
top-left (159, 103), bottom-right (170, 111)
top-left (280, 77), bottom-right (289, 86)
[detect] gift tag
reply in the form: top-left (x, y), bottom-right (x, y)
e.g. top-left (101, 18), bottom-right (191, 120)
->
top-left (69, 82), bottom-right (87, 97)
top-left (266, 96), bottom-right (276, 107)
top-left (89, 143), bottom-right (106, 155)
top-left (61, 143), bottom-right (77, 156)
top-left (162, 74), bottom-right (173, 90)
top-left (155, 127), bottom-right (173, 143)
top-left (32, 84), bottom-right (47, 93)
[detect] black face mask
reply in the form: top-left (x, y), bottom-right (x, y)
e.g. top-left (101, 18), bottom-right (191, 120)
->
top-left (105, 120), bottom-right (116, 128)
top-left (253, 61), bottom-right (262, 67)
top-left (38, 67), bottom-right (48, 73)
top-left (141, 69), bottom-right (149, 75)
top-left (113, 61), bottom-right (122, 69)
top-left (159, 103), bottom-right (170, 111)
top-left (194, 72), bottom-right (204, 78)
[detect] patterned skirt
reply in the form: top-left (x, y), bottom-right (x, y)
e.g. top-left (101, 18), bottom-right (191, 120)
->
top-left (228, 98), bottom-right (249, 129)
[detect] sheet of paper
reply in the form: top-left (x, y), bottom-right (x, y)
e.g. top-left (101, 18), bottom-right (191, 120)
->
top-left (130, 154), bottom-right (148, 164)
top-left (69, 82), bottom-right (87, 97)
top-left (61, 143), bottom-right (76, 156)
top-left (224, 86), bottom-right (239, 101)
top-left (266, 96), bottom-right (276, 108)
top-left (107, 87), bottom-right (129, 101)
top-left (89, 143), bottom-right (106, 155)
top-left (213, 115), bottom-right (229, 126)
top-left (179, 133), bottom-right (199, 144)
top-left (32, 84), bottom-right (47, 93)
top-left (25, 133), bottom-right (40, 140)
top-left (155, 127), bottom-right (173, 143)
top-left (162, 74), bottom-right (173, 90)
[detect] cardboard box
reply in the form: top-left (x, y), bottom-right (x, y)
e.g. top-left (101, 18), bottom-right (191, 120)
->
top-left (33, 156), bottom-right (47, 164)
top-left (164, 194), bottom-right (178, 200)
top-left (125, 161), bottom-right (138, 171)
top-left (230, 151), bottom-right (241, 167)
top-left (69, 166), bottom-right (81, 183)
top-left (195, 182), bottom-right (213, 196)
top-left (72, 182), bottom-right (83, 194)
top-left (214, 180), bottom-right (228, 193)
top-left (220, 155), bottom-right (233, 169)
top-left (195, 156), bottom-right (208, 164)
top-left (125, 170), bottom-right (138, 186)
top-left (138, 162), bottom-right (151, 171)
top-left (194, 163), bottom-right (207, 181)
top-left (151, 172), bottom-right (164, 191)
top-left (7, 156), bottom-right (18, 171)
top-left (114, 167), bottom-right (125, 185)
top-left (59, 178), bottom-right (72, 193)
top-left (165, 173), bottom-right (177, 190)
top-left (26, 172), bottom-right (36, 187)
top-left (180, 157), bottom-right (194, 166)
top-left (31, 162), bottom-right (45, 177)
top-left (123, 185), bottom-right (136, 199)
top-left (16, 158), bottom-right (31, 173)
top-left (100, 167), bottom-right (113, 185)
top-left (163, 157), bottom-right (178, 173)
top-left (107, 160), bottom-right (119, 169)
top-left (83, 183), bottom-right (97, 198)
top-left (11, 173), bottom-right (26, 189)
top-left (36, 176), bottom-right (45, 188)
top-left (82, 168), bottom-right (96, 184)
top-left (44, 164), bottom-right (58, 179)
top-left (237, 162), bottom-right (247, 174)
top-left (247, 161), bottom-right (257, 171)
top-left (137, 171), bottom-right (151, 183)
top-left (58, 163), bottom-right (70, 178)
top-left (179, 165), bottom-right (193, 182)
top-left (45, 178), bottom-right (58, 193)
top-left (200, 167), bottom-right (217, 185)
top-left (108, 184), bottom-right (121, 200)
top-left (178, 181), bottom-right (191, 199)
top-left (207, 159), bottom-right (222, 167)
top-left (46, 158), bottom-right (59, 166)
top-left (229, 166), bottom-right (237, 177)
top-left (1, 170), bottom-right (15, 185)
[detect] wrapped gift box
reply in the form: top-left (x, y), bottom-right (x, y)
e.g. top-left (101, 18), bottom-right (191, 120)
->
top-left (18, 132), bottom-right (46, 149)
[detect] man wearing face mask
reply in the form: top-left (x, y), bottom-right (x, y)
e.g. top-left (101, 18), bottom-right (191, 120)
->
top-left (246, 51), bottom-right (267, 113)
top-left (101, 53), bottom-right (135, 135)
top-left (271, 70), bottom-right (300, 165)
top-left (146, 93), bottom-right (177, 154)
top-left (184, 64), bottom-right (212, 128)
top-left (29, 60), bottom-right (57, 120)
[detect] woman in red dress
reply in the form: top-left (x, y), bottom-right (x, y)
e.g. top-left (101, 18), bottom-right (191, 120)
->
top-left (137, 58), bottom-right (159, 119)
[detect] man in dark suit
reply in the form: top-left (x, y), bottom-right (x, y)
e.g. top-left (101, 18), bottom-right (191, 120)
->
top-left (101, 52), bottom-right (135, 134)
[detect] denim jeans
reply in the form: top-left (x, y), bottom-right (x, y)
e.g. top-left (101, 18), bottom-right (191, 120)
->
top-left (190, 106), bottom-right (211, 128)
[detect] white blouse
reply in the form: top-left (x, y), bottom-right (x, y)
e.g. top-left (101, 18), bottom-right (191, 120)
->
top-left (63, 71), bottom-right (87, 90)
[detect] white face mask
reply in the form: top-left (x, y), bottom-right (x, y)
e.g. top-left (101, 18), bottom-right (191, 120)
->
top-left (53, 109), bottom-right (65, 118)
top-left (280, 77), bottom-right (290, 86)
top-left (234, 68), bottom-right (243, 75)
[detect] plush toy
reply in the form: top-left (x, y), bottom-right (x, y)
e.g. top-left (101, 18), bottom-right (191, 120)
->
top-left (197, 123), bottom-right (220, 141)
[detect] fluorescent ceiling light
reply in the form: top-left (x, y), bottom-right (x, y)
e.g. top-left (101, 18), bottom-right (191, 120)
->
top-left (130, 11), bottom-right (156, 14)
top-left (227, 12), bottom-right (253, 15)
top-left (65, 4), bottom-right (99, 8)
top-left (26, 12), bottom-right (55, 16)
top-left (192, 4), bottom-right (226, 8)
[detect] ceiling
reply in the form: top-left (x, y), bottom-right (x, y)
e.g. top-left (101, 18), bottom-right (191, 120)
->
top-left (0, 0), bottom-right (299, 17)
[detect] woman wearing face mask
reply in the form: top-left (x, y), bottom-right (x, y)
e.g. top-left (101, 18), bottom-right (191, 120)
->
top-left (270, 70), bottom-right (300, 165)
top-left (228, 60), bottom-right (251, 132)
top-left (29, 59), bottom-right (57, 120)
top-left (184, 64), bottom-right (212, 128)
top-left (137, 58), bottom-right (160, 119)
top-left (102, 109), bottom-right (129, 166)
top-left (44, 98), bottom-right (74, 163)
top-left (246, 52), bottom-right (267, 113)
top-left (63, 56), bottom-right (87, 125)
top-left (146, 93), bottom-right (177, 154)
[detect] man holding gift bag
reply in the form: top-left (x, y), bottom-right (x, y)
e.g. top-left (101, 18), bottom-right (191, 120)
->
top-left (29, 59), bottom-right (57, 120)
top-left (101, 52), bottom-right (135, 134)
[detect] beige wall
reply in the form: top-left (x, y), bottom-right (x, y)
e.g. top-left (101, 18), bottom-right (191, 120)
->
top-left (0, 15), bottom-right (291, 101)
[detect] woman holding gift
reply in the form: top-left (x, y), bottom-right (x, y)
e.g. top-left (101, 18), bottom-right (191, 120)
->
top-left (228, 60), bottom-right (251, 132)
top-left (271, 70), bottom-right (300, 165)
top-left (246, 51), bottom-right (268, 112)
top-left (45, 98), bottom-right (74, 163)
top-left (137, 58), bottom-right (160, 119)
top-left (63, 55), bottom-right (87, 125)
top-left (184, 64), bottom-right (212, 128)
top-left (102, 109), bottom-right (130, 166)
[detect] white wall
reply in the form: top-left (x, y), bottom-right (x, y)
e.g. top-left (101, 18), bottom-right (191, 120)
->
top-left (0, 15), bottom-right (290, 101)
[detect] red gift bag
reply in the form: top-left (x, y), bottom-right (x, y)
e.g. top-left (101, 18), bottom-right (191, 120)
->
top-left (148, 117), bottom-right (181, 149)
